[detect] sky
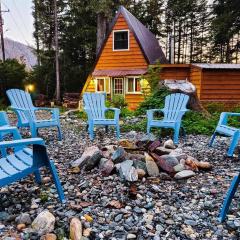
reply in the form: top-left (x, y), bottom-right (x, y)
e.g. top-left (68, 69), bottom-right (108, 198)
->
top-left (2, 0), bottom-right (34, 46)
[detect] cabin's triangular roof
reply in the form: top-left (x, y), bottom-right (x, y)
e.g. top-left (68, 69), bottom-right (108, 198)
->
top-left (96, 6), bottom-right (168, 65)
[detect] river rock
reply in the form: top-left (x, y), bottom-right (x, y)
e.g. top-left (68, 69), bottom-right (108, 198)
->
top-left (119, 160), bottom-right (138, 181)
top-left (148, 140), bottom-right (162, 152)
top-left (136, 169), bottom-right (146, 178)
top-left (100, 159), bottom-right (115, 176)
top-left (71, 146), bottom-right (100, 167)
top-left (128, 153), bottom-right (145, 161)
top-left (146, 159), bottom-right (159, 177)
top-left (84, 150), bottom-right (102, 171)
top-left (163, 139), bottom-right (176, 149)
top-left (133, 160), bottom-right (147, 171)
top-left (118, 139), bottom-right (136, 149)
top-left (41, 233), bottom-right (57, 240)
top-left (154, 154), bottom-right (179, 173)
top-left (15, 213), bottom-right (31, 225)
top-left (112, 147), bottom-right (127, 163)
top-left (173, 163), bottom-right (185, 172)
top-left (196, 161), bottom-right (212, 170)
top-left (69, 217), bottom-right (82, 240)
top-left (32, 210), bottom-right (55, 236)
top-left (155, 147), bottom-right (172, 155)
top-left (174, 170), bottom-right (196, 179)
top-left (169, 148), bottom-right (187, 160)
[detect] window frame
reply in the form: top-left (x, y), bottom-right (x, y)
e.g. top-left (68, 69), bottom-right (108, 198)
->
top-left (113, 29), bottom-right (130, 51)
top-left (126, 76), bottom-right (142, 94)
top-left (95, 77), bottom-right (110, 94)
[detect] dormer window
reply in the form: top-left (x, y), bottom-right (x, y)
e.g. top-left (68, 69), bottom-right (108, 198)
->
top-left (113, 30), bottom-right (129, 51)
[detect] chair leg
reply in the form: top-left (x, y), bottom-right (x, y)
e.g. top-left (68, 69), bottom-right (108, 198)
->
top-left (30, 125), bottom-right (38, 138)
top-left (219, 174), bottom-right (240, 222)
top-left (116, 124), bottom-right (120, 139)
top-left (34, 169), bottom-right (42, 184)
top-left (147, 123), bottom-right (151, 134)
top-left (89, 123), bottom-right (94, 140)
top-left (57, 125), bottom-right (63, 141)
top-left (48, 160), bottom-right (65, 203)
top-left (209, 132), bottom-right (217, 147)
top-left (227, 132), bottom-right (239, 157)
top-left (105, 126), bottom-right (109, 133)
top-left (173, 127), bottom-right (180, 145)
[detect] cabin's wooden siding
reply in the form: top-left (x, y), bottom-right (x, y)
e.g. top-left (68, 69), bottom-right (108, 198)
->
top-left (190, 67), bottom-right (202, 97)
top-left (95, 14), bottom-right (148, 70)
top-left (201, 69), bottom-right (240, 101)
top-left (160, 64), bottom-right (190, 80)
top-left (125, 94), bottom-right (145, 110)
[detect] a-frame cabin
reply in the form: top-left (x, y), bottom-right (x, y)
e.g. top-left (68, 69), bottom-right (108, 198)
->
top-left (82, 6), bottom-right (168, 109)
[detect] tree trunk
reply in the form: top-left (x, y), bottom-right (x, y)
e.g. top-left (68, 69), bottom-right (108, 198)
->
top-left (96, 12), bottom-right (108, 55)
top-left (163, 80), bottom-right (210, 117)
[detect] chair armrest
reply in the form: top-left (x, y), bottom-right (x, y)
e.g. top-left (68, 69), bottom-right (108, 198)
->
top-left (10, 107), bottom-right (33, 122)
top-left (34, 107), bottom-right (60, 120)
top-left (0, 138), bottom-right (45, 150)
top-left (0, 126), bottom-right (22, 140)
top-left (218, 112), bottom-right (240, 126)
top-left (105, 108), bottom-right (120, 121)
top-left (147, 109), bottom-right (163, 121)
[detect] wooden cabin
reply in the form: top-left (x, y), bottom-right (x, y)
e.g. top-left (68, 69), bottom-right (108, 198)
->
top-left (82, 6), bottom-right (168, 109)
top-left (161, 63), bottom-right (240, 102)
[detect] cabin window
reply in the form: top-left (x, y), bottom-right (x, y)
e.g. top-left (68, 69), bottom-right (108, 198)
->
top-left (95, 78), bottom-right (110, 93)
top-left (113, 30), bottom-right (129, 51)
top-left (126, 77), bottom-right (141, 93)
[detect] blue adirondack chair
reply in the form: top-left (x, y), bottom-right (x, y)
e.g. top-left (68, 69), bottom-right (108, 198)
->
top-left (218, 173), bottom-right (240, 222)
top-left (6, 89), bottom-right (62, 140)
top-left (209, 112), bottom-right (240, 157)
top-left (0, 125), bottom-right (65, 202)
top-left (83, 93), bottom-right (120, 140)
top-left (147, 93), bottom-right (189, 144)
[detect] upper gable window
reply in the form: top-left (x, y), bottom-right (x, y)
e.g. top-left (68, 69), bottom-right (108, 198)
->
top-left (113, 30), bottom-right (129, 51)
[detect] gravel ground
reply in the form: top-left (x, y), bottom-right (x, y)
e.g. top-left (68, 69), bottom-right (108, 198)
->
top-left (0, 112), bottom-right (240, 240)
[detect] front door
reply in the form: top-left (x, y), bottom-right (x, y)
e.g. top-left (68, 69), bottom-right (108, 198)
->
top-left (112, 77), bottom-right (124, 95)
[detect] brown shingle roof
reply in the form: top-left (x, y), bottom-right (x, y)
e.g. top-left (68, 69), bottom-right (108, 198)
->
top-left (96, 6), bottom-right (168, 65)
top-left (192, 63), bottom-right (240, 69)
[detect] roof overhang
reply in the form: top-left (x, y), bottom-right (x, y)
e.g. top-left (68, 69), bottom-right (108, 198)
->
top-left (92, 68), bottom-right (147, 77)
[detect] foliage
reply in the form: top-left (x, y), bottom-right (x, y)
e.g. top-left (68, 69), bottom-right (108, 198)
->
top-left (0, 59), bottom-right (27, 90)
top-left (135, 87), bottom-right (170, 115)
top-left (111, 95), bottom-right (127, 109)
top-left (143, 62), bottom-right (162, 92)
top-left (211, 0), bottom-right (240, 63)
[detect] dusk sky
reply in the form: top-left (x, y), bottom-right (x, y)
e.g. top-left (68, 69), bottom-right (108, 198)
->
top-left (2, 0), bottom-right (34, 46)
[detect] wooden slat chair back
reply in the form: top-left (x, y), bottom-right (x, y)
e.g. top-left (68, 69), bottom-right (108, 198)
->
top-left (147, 93), bottom-right (189, 144)
top-left (83, 92), bottom-right (106, 119)
top-left (0, 131), bottom-right (65, 202)
top-left (6, 89), bottom-right (62, 140)
top-left (163, 93), bottom-right (189, 121)
top-left (6, 89), bottom-right (35, 126)
top-left (83, 93), bottom-right (120, 140)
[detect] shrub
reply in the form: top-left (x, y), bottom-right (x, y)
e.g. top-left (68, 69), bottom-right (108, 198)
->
top-left (111, 95), bottom-right (127, 109)
top-left (135, 87), bottom-right (170, 115)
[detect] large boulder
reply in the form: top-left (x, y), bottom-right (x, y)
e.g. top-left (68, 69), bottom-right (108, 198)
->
top-left (32, 210), bottom-right (55, 236)
top-left (163, 139), bottom-right (176, 149)
top-left (84, 151), bottom-right (103, 171)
